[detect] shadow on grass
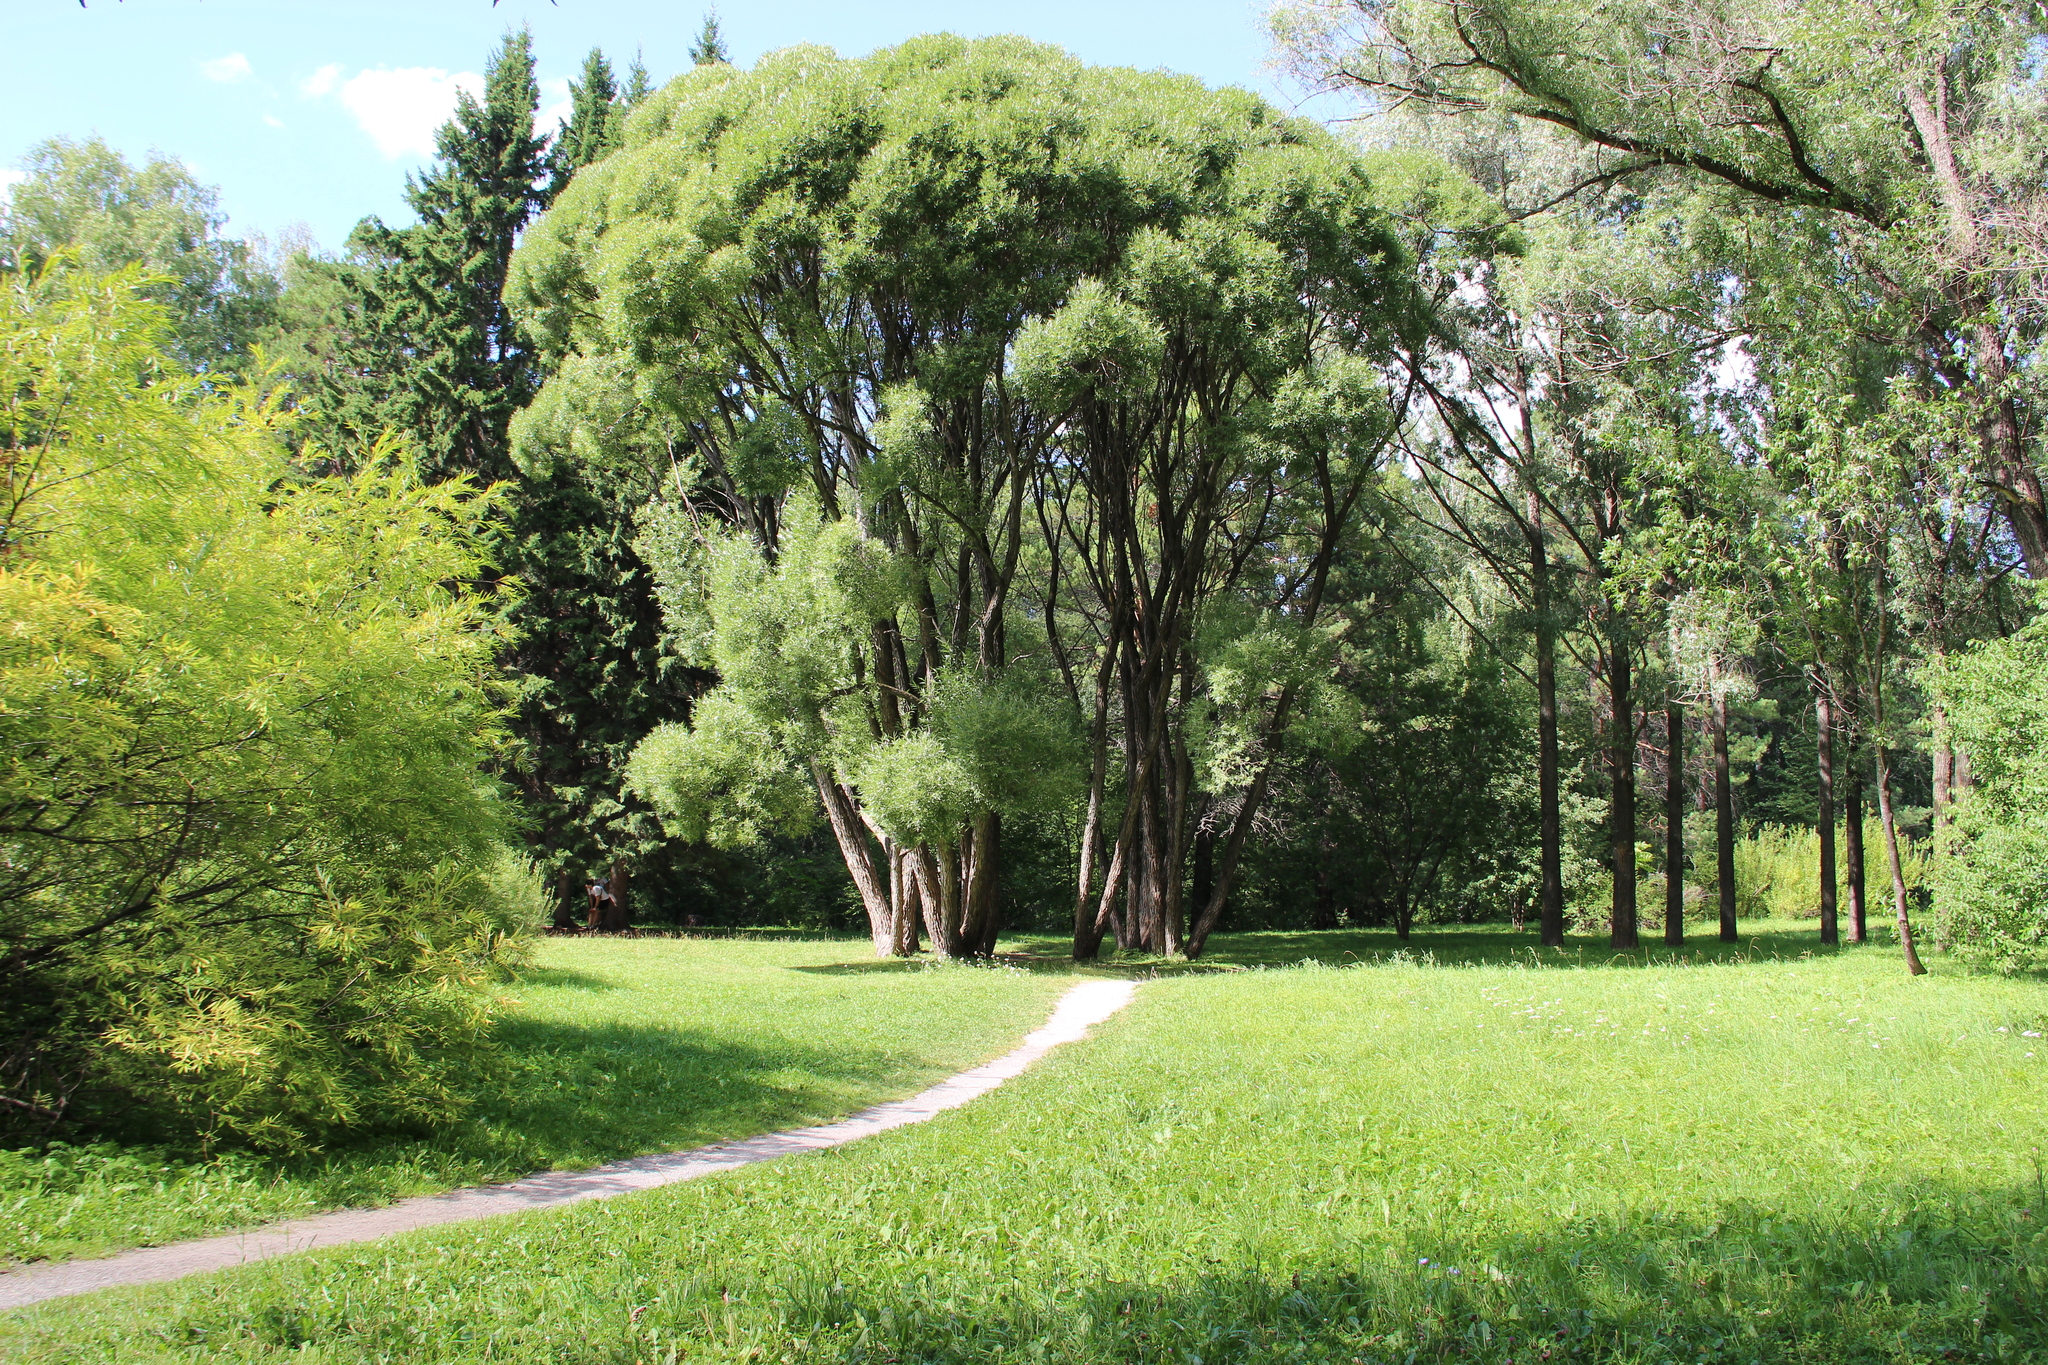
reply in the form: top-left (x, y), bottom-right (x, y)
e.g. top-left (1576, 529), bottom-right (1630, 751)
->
top-left (788, 960), bottom-right (937, 976)
top-left (748, 1182), bottom-right (2048, 1365)
top-left (994, 923), bottom-right (1894, 973)
top-left (513, 966), bottom-right (621, 992)
top-left (243, 1019), bottom-right (948, 1216)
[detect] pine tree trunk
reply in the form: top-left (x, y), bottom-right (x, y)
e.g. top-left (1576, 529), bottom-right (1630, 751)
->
top-left (1816, 685), bottom-right (1839, 946)
top-left (553, 869), bottom-right (578, 932)
top-left (605, 858), bottom-right (630, 932)
top-left (1713, 684), bottom-right (1737, 943)
top-left (1609, 627), bottom-right (1638, 949)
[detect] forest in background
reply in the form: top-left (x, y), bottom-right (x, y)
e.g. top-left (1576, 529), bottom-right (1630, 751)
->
top-left (8, 0), bottom-right (2048, 1146)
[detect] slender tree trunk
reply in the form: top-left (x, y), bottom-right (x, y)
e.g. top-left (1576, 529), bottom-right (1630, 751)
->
top-left (1873, 744), bottom-right (1928, 975)
top-left (1664, 697), bottom-right (1684, 946)
top-left (1713, 682), bottom-right (1738, 943)
top-left (1533, 514), bottom-right (1565, 949)
top-left (1844, 751), bottom-right (1868, 943)
top-left (1816, 683), bottom-right (1839, 946)
top-left (1609, 626), bottom-right (1638, 949)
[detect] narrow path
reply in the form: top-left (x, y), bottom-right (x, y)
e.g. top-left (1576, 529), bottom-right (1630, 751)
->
top-left (0, 978), bottom-right (1138, 1312)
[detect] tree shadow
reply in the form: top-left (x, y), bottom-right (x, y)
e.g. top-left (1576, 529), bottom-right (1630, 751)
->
top-left (751, 1179), bottom-right (2047, 1364)
top-left (252, 1018), bottom-right (951, 1218)
top-left (787, 960), bottom-right (937, 976)
top-left (999, 923), bottom-right (1892, 972)
top-left (513, 966), bottom-right (621, 992)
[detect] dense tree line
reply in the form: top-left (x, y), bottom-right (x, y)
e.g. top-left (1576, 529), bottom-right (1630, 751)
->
top-left (7, 4), bottom-right (2048, 1154)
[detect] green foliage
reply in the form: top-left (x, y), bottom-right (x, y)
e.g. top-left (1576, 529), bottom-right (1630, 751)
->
top-left (10, 938), bottom-right (2041, 1362)
top-left (1724, 821), bottom-right (1926, 923)
top-left (1931, 617), bottom-right (2048, 968)
top-left (0, 270), bottom-right (522, 1151)
top-left (0, 136), bottom-right (279, 374)
top-left (307, 30), bottom-right (548, 482)
top-left (627, 693), bottom-right (817, 849)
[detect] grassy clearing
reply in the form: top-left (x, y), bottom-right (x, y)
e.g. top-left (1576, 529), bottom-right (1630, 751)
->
top-left (5, 927), bottom-right (2044, 1363)
top-left (0, 937), bottom-right (1070, 1268)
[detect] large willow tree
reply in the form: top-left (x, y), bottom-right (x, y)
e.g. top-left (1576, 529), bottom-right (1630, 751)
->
top-left (511, 36), bottom-right (1416, 957)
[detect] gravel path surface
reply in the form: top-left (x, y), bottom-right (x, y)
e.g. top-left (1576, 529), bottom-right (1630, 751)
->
top-left (0, 977), bottom-right (1138, 1312)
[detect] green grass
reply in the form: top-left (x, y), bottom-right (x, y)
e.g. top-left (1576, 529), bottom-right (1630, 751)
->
top-left (0, 936), bottom-right (1071, 1268)
top-left (6, 927), bottom-right (2046, 1363)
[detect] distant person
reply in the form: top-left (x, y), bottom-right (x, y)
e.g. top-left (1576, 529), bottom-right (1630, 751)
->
top-left (586, 876), bottom-right (615, 931)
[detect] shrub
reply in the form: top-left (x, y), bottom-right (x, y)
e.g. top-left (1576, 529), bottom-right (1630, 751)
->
top-left (0, 269), bottom-right (525, 1151)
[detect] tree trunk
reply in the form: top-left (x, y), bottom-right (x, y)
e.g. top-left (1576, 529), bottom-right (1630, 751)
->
top-left (1844, 751), bottom-right (1868, 943)
top-left (1713, 684), bottom-right (1737, 943)
top-left (1816, 683), bottom-right (1839, 947)
top-left (958, 811), bottom-right (1001, 957)
top-left (1609, 627), bottom-right (1638, 949)
top-left (972, 814), bottom-right (1003, 957)
top-left (1534, 531), bottom-right (1565, 948)
top-left (1664, 696), bottom-right (1684, 946)
top-left (1873, 744), bottom-right (1927, 975)
top-left (553, 869), bottom-right (578, 932)
top-left (810, 761), bottom-right (896, 955)
top-left (605, 858), bottom-right (630, 932)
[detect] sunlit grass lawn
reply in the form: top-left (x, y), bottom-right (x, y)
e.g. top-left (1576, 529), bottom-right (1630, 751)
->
top-left (6, 924), bottom-right (2044, 1362)
top-left (0, 936), bottom-right (1071, 1268)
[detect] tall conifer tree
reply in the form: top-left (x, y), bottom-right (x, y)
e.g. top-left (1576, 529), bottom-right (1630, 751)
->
top-left (547, 50), bottom-right (624, 201)
top-left (321, 29), bottom-right (548, 482)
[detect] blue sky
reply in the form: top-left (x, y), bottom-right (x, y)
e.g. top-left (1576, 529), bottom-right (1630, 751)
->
top-left (2, 0), bottom-right (1337, 251)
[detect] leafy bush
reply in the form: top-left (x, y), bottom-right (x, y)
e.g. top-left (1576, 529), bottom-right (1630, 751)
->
top-left (0, 269), bottom-right (526, 1151)
top-left (1931, 616), bottom-right (2048, 969)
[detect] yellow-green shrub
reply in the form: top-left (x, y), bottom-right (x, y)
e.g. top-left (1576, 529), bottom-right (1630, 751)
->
top-left (0, 269), bottom-right (524, 1151)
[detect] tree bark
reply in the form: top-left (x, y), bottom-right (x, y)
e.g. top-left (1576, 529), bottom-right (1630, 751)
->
top-left (1664, 696), bottom-right (1684, 946)
top-left (1532, 496), bottom-right (1566, 948)
top-left (811, 761), bottom-right (896, 955)
top-left (1713, 682), bottom-right (1737, 943)
top-left (1609, 627), bottom-right (1638, 949)
top-left (1815, 682), bottom-right (1839, 947)
top-left (1873, 743), bottom-right (1927, 976)
top-left (606, 858), bottom-right (630, 933)
top-left (1844, 749), bottom-right (1868, 943)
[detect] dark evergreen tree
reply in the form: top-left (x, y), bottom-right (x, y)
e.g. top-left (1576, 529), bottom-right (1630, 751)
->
top-left (547, 49), bottom-right (624, 201)
top-left (318, 29), bottom-right (549, 482)
top-left (688, 13), bottom-right (729, 66)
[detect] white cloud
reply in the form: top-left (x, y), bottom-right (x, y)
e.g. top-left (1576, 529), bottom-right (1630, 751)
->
top-left (201, 53), bottom-right (253, 84)
top-left (537, 77), bottom-right (572, 136)
top-left (335, 66), bottom-right (482, 160)
top-left (299, 64), bottom-right (342, 99)
top-left (262, 113), bottom-right (286, 130)
top-left (0, 167), bottom-right (24, 214)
